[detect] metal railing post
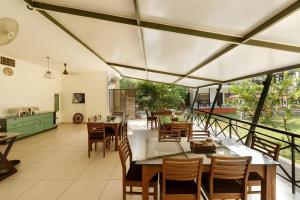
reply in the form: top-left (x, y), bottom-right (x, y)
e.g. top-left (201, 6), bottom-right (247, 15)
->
top-left (205, 84), bottom-right (222, 131)
top-left (229, 119), bottom-right (232, 138)
top-left (246, 74), bottom-right (273, 146)
top-left (291, 136), bottom-right (296, 193)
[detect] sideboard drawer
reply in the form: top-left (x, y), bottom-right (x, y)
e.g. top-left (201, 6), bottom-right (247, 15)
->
top-left (7, 118), bottom-right (22, 125)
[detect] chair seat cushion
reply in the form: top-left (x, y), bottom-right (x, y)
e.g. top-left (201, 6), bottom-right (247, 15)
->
top-left (202, 173), bottom-right (243, 194)
top-left (165, 180), bottom-right (197, 194)
top-left (248, 172), bottom-right (261, 181)
top-left (126, 162), bottom-right (158, 182)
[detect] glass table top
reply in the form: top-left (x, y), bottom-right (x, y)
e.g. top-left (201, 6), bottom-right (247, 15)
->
top-left (135, 136), bottom-right (278, 165)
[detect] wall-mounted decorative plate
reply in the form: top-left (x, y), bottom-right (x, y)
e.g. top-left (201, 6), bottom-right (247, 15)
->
top-left (3, 67), bottom-right (13, 76)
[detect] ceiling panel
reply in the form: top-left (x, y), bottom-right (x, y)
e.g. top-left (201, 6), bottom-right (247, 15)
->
top-left (49, 11), bottom-right (146, 68)
top-left (176, 78), bottom-right (214, 88)
top-left (254, 10), bottom-right (300, 47)
top-left (37, 0), bottom-right (135, 18)
top-left (147, 72), bottom-right (179, 83)
top-left (0, 0), bottom-right (112, 73)
top-left (139, 0), bottom-right (296, 36)
top-left (191, 45), bottom-right (300, 81)
top-left (143, 28), bottom-right (226, 74)
top-left (116, 67), bottom-right (147, 80)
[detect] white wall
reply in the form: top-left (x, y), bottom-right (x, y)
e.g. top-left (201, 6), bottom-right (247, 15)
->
top-left (0, 56), bottom-right (62, 122)
top-left (61, 72), bottom-right (109, 123)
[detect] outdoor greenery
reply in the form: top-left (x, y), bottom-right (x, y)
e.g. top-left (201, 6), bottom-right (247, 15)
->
top-left (226, 72), bottom-right (300, 132)
top-left (224, 72), bottom-right (300, 163)
top-left (120, 78), bottom-right (188, 111)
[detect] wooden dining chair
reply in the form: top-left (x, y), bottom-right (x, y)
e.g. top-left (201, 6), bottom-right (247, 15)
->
top-left (162, 157), bottom-right (203, 200)
top-left (146, 109), bottom-right (157, 129)
top-left (248, 135), bottom-right (281, 194)
top-left (86, 122), bottom-right (111, 157)
top-left (202, 156), bottom-right (252, 200)
top-left (118, 137), bottom-right (158, 200)
top-left (188, 130), bottom-right (210, 142)
top-left (121, 117), bottom-right (128, 139)
top-left (159, 122), bottom-right (187, 142)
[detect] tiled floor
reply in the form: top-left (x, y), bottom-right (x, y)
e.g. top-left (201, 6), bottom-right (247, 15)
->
top-left (0, 120), bottom-right (299, 200)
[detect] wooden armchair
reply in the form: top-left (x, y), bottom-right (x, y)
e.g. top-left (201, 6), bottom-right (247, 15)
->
top-left (118, 137), bottom-right (158, 200)
top-left (162, 157), bottom-right (203, 200)
top-left (87, 122), bottom-right (111, 157)
top-left (248, 135), bottom-right (281, 194)
top-left (159, 121), bottom-right (187, 142)
top-left (202, 156), bottom-right (252, 200)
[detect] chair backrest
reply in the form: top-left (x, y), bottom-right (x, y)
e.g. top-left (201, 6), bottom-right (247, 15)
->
top-left (121, 117), bottom-right (128, 138)
top-left (118, 137), bottom-right (133, 177)
top-left (163, 158), bottom-right (203, 197)
top-left (171, 122), bottom-right (187, 132)
top-left (112, 111), bottom-right (123, 117)
top-left (210, 156), bottom-right (251, 180)
top-left (188, 130), bottom-right (210, 142)
top-left (87, 122), bottom-right (105, 136)
top-left (157, 110), bottom-right (172, 115)
top-left (250, 135), bottom-right (281, 161)
top-left (209, 156), bottom-right (251, 199)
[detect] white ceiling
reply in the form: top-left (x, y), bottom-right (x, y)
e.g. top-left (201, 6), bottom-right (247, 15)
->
top-left (36, 0), bottom-right (136, 18)
top-left (139, 0), bottom-right (296, 36)
top-left (0, 0), bottom-right (114, 74)
top-left (191, 45), bottom-right (300, 81)
top-left (254, 10), bottom-right (300, 47)
top-left (143, 28), bottom-right (226, 74)
top-left (49, 11), bottom-right (146, 68)
top-left (1, 0), bottom-right (300, 87)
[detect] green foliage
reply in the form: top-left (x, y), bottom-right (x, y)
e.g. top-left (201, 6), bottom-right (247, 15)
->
top-left (226, 80), bottom-right (263, 121)
top-left (120, 78), bottom-right (187, 111)
top-left (226, 72), bottom-right (300, 132)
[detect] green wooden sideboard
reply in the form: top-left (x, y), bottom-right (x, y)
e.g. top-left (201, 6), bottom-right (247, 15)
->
top-left (0, 112), bottom-right (56, 139)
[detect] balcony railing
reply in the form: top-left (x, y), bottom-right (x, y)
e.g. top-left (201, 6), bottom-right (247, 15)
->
top-left (185, 107), bottom-right (300, 193)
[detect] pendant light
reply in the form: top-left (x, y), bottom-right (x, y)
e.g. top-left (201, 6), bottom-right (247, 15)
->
top-left (44, 56), bottom-right (54, 79)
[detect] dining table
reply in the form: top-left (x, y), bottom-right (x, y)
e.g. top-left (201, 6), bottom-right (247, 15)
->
top-left (135, 136), bottom-right (278, 200)
top-left (158, 115), bottom-right (193, 137)
top-left (94, 117), bottom-right (123, 151)
top-left (0, 132), bottom-right (21, 181)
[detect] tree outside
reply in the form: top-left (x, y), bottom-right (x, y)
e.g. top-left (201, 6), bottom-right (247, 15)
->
top-left (225, 72), bottom-right (300, 163)
top-left (120, 78), bottom-right (188, 111)
top-left (226, 72), bottom-right (300, 132)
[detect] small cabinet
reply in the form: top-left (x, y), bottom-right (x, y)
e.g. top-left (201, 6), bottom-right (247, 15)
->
top-left (0, 112), bottom-right (56, 139)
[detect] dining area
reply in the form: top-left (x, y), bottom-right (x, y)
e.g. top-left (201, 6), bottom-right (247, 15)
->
top-left (85, 109), bottom-right (281, 200)
top-left (0, 115), bottom-right (296, 200)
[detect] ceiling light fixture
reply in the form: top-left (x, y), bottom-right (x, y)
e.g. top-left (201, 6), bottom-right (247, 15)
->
top-left (44, 57), bottom-right (54, 79)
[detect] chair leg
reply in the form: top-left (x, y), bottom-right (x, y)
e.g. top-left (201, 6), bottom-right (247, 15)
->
top-left (154, 184), bottom-right (158, 200)
top-left (123, 185), bottom-right (126, 200)
top-left (88, 142), bottom-right (91, 158)
top-left (103, 141), bottom-right (106, 158)
top-left (95, 142), bottom-right (97, 151)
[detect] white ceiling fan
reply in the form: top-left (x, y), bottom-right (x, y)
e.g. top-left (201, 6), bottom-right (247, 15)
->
top-left (0, 18), bottom-right (19, 46)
